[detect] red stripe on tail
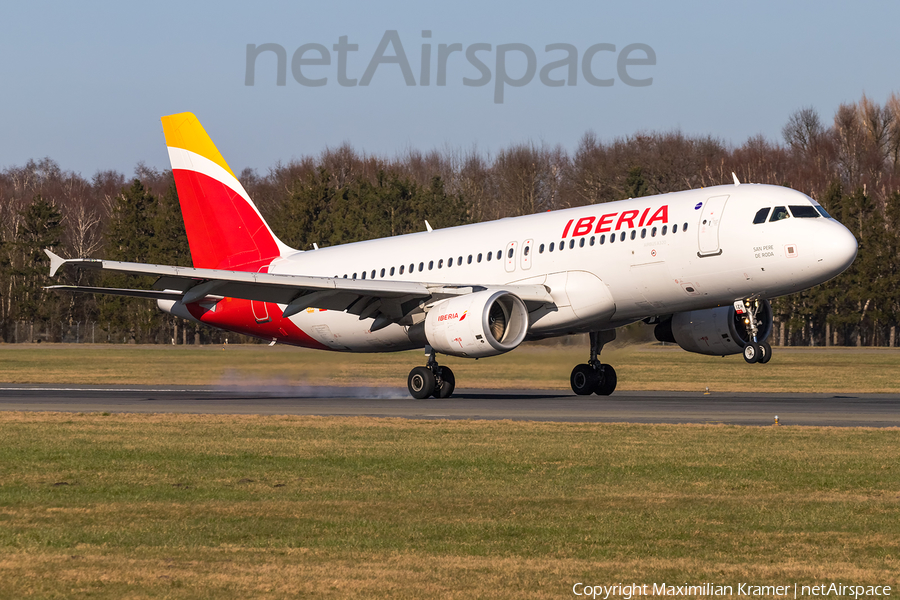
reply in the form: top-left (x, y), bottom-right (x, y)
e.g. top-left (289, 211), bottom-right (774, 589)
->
top-left (173, 169), bottom-right (281, 271)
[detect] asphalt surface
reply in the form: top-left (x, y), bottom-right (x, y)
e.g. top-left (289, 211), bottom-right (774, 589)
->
top-left (0, 385), bottom-right (898, 426)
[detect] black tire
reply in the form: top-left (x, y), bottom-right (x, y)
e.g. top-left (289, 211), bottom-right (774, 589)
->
top-left (743, 342), bottom-right (760, 364)
top-left (759, 341), bottom-right (772, 364)
top-left (570, 364), bottom-right (598, 395)
top-left (594, 364), bottom-right (617, 396)
top-left (434, 366), bottom-right (456, 399)
top-left (408, 366), bottom-right (436, 399)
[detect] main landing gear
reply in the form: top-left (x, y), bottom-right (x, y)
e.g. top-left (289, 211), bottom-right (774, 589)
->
top-left (408, 346), bottom-right (456, 399)
top-left (738, 298), bottom-right (772, 364)
top-left (570, 330), bottom-right (618, 396)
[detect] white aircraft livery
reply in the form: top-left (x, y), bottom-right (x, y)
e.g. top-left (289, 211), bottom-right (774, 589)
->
top-left (46, 113), bottom-right (858, 398)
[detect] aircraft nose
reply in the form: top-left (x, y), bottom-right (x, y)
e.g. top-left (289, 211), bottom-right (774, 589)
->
top-left (818, 221), bottom-right (857, 276)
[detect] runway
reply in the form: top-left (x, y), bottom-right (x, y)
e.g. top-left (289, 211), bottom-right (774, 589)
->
top-left (0, 385), bottom-right (898, 426)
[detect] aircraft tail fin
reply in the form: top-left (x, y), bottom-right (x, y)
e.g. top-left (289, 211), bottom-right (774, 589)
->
top-left (161, 112), bottom-right (294, 271)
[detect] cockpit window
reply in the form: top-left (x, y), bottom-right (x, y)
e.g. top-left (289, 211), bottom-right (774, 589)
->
top-left (815, 205), bottom-right (832, 219)
top-left (789, 205), bottom-right (820, 218)
top-left (753, 207), bottom-right (770, 224)
top-left (769, 206), bottom-right (790, 222)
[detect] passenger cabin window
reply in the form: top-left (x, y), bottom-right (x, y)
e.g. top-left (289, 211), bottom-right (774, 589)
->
top-left (672, 224), bottom-right (678, 233)
top-left (662, 225), bottom-right (667, 235)
top-left (539, 244), bottom-right (545, 253)
top-left (569, 240), bottom-right (575, 249)
top-left (458, 256), bottom-right (463, 264)
top-left (600, 234), bottom-right (606, 244)
top-left (590, 236), bottom-right (595, 246)
top-left (620, 232), bottom-right (626, 242)
top-left (753, 207), bottom-right (771, 224)
top-left (477, 253), bottom-right (482, 263)
top-left (609, 233), bottom-right (615, 244)
top-left (390, 267), bottom-right (395, 276)
top-left (419, 262), bottom-right (424, 272)
top-left (399, 265), bottom-right (405, 274)
top-left (371, 270), bottom-right (376, 279)
top-left (579, 238), bottom-right (585, 248)
top-left (769, 206), bottom-right (790, 222)
top-left (789, 205), bottom-right (821, 218)
top-left (486, 251), bottom-right (492, 261)
top-left (508, 248), bottom-right (514, 258)
top-left (524, 246), bottom-right (530, 256)
top-left (630, 230), bottom-right (636, 240)
top-left (380, 268), bottom-right (385, 277)
top-left (468, 255), bottom-right (473, 264)
top-left (448, 257), bottom-right (453, 267)
top-left (361, 272), bottom-right (366, 279)
top-left (549, 242), bottom-right (555, 252)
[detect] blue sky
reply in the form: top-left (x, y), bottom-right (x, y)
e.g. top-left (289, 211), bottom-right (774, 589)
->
top-left (2, 1), bottom-right (898, 177)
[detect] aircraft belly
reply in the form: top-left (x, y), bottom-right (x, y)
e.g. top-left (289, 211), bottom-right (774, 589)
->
top-left (291, 309), bottom-right (416, 352)
top-left (529, 271), bottom-right (615, 333)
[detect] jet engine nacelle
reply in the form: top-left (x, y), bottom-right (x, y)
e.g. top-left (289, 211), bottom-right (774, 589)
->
top-left (423, 290), bottom-right (529, 358)
top-left (654, 300), bottom-right (773, 356)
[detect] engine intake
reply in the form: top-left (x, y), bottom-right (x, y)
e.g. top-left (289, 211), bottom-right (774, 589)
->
top-left (654, 300), bottom-right (772, 356)
top-left (423, 290), bottom-right (529, 358)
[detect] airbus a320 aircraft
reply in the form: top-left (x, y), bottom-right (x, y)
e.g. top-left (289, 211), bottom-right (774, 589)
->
top-left (46, 113), bottom-right (858, 398)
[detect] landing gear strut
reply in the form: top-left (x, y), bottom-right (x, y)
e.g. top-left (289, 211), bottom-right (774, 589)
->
top-left (570, 330), bottom-right (618, 396)
top-left (408, 346), bottom-right (455, 399)
top-left (738, 299), bottom-right (772, 364)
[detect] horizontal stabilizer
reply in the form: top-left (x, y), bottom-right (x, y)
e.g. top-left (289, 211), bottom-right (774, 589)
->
top-left (44, 285), bottom-right (185, 300)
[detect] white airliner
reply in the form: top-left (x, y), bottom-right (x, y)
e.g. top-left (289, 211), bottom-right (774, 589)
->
top-left (46, 113), bottom-right (858, 398)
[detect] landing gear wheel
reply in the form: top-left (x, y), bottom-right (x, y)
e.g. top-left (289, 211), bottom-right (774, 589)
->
top-left (408, 366), bottom-right (436, 399)
top-left (759, 341), bottom-right (772, 364)
top-left (571, 364), bottom-right (599, 396)
top-left (433, 367), bottom-right (456, 399)
top-left (743, 342), bottom-right (761, 364)
top-left (594, 364), bottom-right (617, 396)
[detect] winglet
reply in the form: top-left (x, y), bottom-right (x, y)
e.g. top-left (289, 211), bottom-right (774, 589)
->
top-left (45, 249), bottom-right (65, 277)
top-left (732, 172), bottom-right (741, 186)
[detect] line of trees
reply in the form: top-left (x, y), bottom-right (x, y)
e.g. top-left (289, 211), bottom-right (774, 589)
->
top-left (2, 92), bottom-right (899, 345)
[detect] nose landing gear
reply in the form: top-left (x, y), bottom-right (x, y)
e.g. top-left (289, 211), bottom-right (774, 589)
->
top-left (737, 299), bottom-right (772, 364)
top-left (570, 330), bottom-right (618, 396)
top-left (408, 346), bottom-right (456, 399)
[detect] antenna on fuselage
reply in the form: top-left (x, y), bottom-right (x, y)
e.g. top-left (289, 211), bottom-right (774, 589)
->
top-left (732, 172), bottom-right (741, 186)
top-left (425, 220), bottom-right (433, 232)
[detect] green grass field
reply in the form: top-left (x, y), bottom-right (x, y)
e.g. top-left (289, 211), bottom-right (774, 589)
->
top-left (0, 413), bottom-right (897, 599)
top-left (2, 342), bottom-right (900, 393)
top-left (1, 345), bottom-right (898, 598)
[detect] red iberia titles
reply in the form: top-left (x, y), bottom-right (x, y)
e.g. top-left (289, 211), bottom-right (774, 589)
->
top-left (561, 205), bottom-right (669, 238)
top-left (439, 310), bottom-right (468, 322)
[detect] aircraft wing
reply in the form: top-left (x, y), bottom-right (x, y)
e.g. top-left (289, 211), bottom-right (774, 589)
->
top-left (45, 250), bottom-right (553, 330)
